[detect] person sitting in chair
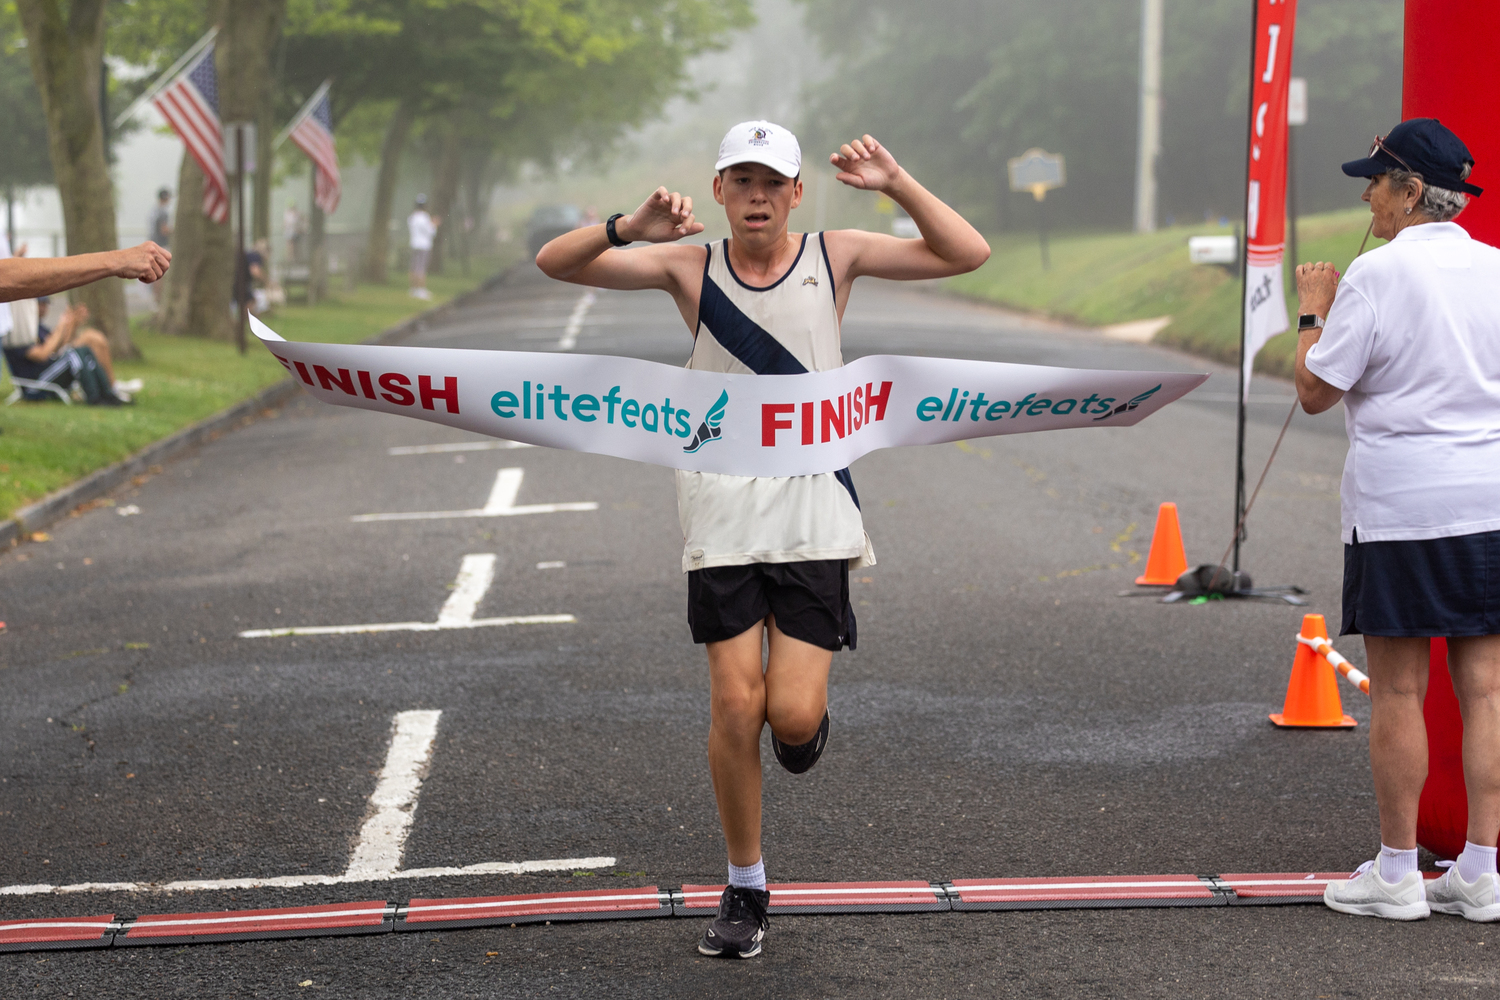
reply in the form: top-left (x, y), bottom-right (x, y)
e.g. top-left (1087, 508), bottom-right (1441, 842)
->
top-left (4, 298), bottom-right (126, 405)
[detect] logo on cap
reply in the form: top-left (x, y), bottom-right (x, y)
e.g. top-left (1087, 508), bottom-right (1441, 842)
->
top-left (749, 127), bottom-right (770, 146)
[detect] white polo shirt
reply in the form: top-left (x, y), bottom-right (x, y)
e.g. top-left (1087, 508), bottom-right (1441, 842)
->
top-left (1305, 221), bottom-right (1500, 543)
top-left (408, 210), bottom-right (436, 251)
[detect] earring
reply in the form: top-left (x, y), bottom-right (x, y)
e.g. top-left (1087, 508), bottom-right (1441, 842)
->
top-left (1406, 206), bottom-right (1412, 215)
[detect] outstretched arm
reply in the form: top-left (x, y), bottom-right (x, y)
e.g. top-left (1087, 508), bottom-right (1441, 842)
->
top-left (0, 243), bottom-right (171, 303)
top-left (535, 187), bottom-right (705, 295)
top-left (824, 135), bottom-right (990, 283)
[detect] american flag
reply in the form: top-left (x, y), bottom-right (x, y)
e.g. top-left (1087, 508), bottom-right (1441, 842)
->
top-left (288, 85), bottom-right (341, 214)
top-left (152, 44), bottom-right (228, 223)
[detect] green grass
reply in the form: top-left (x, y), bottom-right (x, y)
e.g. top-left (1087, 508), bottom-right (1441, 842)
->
top-left (946, 207), bottom-right (1382, 377)
top-left (1, 255), bottom-right (513, 522)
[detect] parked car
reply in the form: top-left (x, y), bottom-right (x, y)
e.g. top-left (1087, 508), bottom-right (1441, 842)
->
top-left (526, 205), bottom-right (582, 256)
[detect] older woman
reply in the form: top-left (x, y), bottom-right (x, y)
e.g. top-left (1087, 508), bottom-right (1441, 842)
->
top-left (1295, 118), bottom-right (1500, 922)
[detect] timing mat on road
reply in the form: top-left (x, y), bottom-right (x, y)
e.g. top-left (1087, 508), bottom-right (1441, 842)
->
top-left (0, 873), bottom-right (1357, 952)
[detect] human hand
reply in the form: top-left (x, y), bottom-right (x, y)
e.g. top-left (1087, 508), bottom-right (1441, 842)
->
top-left (619, 188), bottom-right (703, 243)
top-left (114, 242), bottom-right (172, 283)
top-left (830, 134), bottom-right (903, 193)
top-left (1295, 261), bottom-right (1339, 318)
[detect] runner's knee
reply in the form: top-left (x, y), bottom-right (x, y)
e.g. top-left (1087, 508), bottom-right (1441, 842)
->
top-left (765, 701), bottom-right (822, 745)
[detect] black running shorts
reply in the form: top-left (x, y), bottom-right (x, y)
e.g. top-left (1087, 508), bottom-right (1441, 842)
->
top-left (687, 559), bottom-right (856, 651)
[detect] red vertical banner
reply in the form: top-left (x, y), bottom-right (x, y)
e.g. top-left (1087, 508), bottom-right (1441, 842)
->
top-left (1403, 0), bottom-right (1500, 246)
top-left (1404, 0), bottom-right (1500, 860)
top-left (1240, 0), bottom-right (1298, 396)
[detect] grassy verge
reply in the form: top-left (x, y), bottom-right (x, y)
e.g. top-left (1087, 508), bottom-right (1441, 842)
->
top-left (1, 253), bottom-right (514, 522)
top-left (945, 207), bottom-right (1381, 377)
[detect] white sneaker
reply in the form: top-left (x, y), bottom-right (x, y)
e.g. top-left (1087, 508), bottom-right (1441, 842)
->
top-left (1427, 863), bottom-right (1500, 921)
top-left (1324, 860), bottom-right (1430, 920)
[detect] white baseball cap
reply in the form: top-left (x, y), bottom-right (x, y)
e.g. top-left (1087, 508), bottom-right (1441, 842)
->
top-left (715, 120), bottom-right (801, 178)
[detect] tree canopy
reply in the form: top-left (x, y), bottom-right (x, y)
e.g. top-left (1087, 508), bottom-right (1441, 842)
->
top-left (795, 0), bottom-right (1404, 231)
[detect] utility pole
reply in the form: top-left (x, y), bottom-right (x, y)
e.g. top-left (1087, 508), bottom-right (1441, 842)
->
top-left (1133, 0), bottom-right (1164, 233)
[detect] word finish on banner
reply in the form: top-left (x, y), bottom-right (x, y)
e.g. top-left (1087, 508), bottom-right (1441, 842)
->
top-left (252, 316), bottom-right (1207, 478)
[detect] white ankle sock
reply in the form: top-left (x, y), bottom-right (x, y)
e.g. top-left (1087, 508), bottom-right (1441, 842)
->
top-left (728, 858), bottom-right (766, 891)
top-left (1457, 842), bottom-right (1498, 883)
top-left (1379, 844), bottom-right (1418, 882)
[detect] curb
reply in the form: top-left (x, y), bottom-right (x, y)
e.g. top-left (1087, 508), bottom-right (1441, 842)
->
top-left (1, 270), bottom-right (512, 550)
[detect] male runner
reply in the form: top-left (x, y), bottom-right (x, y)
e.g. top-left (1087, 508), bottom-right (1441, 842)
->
top-left (537, 121), bottom-right (989, 957)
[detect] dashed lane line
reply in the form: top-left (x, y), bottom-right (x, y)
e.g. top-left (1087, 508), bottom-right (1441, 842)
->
top-left (557, 290), bottom-right (597, 351)
top-left (237, 553), bottom-right (574, 638)
top-left (351, 468), bottom-right (598, 522)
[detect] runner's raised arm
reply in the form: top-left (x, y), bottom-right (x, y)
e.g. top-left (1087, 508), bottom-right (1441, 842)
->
top-left (535, 187), bottom-right (706, 295)
top-left (822, 134), bottom-right (990, 289)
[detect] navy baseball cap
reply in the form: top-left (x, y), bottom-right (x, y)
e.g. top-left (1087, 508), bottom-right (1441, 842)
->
top-left (1342, 118), bottom-right (1483, 196)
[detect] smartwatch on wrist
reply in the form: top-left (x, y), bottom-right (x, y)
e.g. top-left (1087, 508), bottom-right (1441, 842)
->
top-left (1297, 313), bottom-right (1325, 331)
top-left (605, 213), bottom-right (631, 247)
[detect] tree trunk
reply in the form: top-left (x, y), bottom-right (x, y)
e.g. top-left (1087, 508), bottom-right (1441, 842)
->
top-left (161, 150), bottom-right (234, 339)
top-left (363, 98), bottom-right (417, 284)
top-left (459, 148), bottom-right (492, 276)
top-left (427, 123), bottom-right (462, 276)
top-left (308, 169), bottom-right (327, 304)
top-left (15, 0), bottom-right (134, 358)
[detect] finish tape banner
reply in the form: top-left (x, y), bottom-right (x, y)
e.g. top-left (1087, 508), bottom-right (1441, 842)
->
top-left (253, 316), bottom-right (1207, 478)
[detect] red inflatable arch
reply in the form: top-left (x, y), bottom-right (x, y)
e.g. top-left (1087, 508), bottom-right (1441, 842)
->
top-left (1402, 0), bottom-right (1500, 859)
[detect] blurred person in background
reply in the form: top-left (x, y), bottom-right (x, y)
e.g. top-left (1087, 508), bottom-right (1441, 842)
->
top-left (148, 189), bottom-right (173, 304)
top-left (1297, 118), bottom-right (1500, 925)
top-left (537, 121), bottom-right (989, 959)
top-left (283, 201), bottom-right (304, 265)
top-left (4, 297), bottom-right (127, 405)
top-left (408, 194), bottom-right (440, 300)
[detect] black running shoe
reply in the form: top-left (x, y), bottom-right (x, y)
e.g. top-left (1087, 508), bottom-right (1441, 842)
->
top-left (772, 710), bottom-right (830, 774)
top-left (698, 885), bottom-right (769, 958)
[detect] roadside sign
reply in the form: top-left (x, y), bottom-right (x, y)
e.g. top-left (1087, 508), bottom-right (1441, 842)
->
top-left (1008, 149), bottom-right (1065, 201)
top-left (1188, 234), bottom-right (1238, 265)
top-left (1287, 78), bottom-right (1307, 126)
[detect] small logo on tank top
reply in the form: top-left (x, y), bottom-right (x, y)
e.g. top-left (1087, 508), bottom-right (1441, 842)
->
top-left (802, 276), bottom-right (818, 287)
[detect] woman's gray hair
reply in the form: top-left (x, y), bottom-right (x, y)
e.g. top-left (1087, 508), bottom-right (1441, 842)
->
top-left (1387, 164), bottom-right (1471, 222)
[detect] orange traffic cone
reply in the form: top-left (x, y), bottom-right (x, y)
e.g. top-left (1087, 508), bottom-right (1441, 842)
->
top-left (1270, 613), bottom-right (1356, 728)
top-left (1135, 502), bottom-right (1189, 585)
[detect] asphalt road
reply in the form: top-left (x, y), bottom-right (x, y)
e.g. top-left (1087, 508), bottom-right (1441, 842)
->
top-left (2, 264), bottom-right (1489, 999)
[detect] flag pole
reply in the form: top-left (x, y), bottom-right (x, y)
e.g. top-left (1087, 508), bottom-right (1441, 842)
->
top-left (1233, 3), bottom-right (1262, 575)
top-left (273, 80), bottom-right (332, 150)
top-left (112, 27), bottom-right (219, 130)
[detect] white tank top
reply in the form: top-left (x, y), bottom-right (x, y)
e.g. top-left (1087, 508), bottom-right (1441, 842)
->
top-left (675, 233), bottom-right (874, 572)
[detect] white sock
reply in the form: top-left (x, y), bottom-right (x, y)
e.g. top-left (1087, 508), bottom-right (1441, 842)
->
top-left (1379, 844), bottom-right (1418, 882)
top-left (1457, 842), bottom-right (1498, 883)
top-left (728, 857), bottom-right (766, 891)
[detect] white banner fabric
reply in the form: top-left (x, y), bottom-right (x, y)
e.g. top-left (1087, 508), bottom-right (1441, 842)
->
top-left (252, 316), bottom-right (1207, 479)
top-left (1241, 262), bottom-right (1289, 404)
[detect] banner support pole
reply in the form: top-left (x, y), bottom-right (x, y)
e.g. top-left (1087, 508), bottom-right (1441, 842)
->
top-left (1232, 4), bottom-right (1262, 575)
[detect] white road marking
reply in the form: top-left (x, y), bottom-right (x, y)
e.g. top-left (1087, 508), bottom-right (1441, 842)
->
top-left (557, 290), bottom-right (597, 351)
top-left (351, 467), bottom-right (598, 522)
top-left (237, 553), bottom-right (575, 638)
top-left (436, 555), bottom-right (494, 626)
top-left (0, 708), bottom-right (616, 896)
top-left (0, 858), bottom-right (621, 896)
top-left (344, 710), bottom-right (440, 878)
top-left (536, 561), bottom-right (566, 570)
top-left (387, 441), bottom-right (535, 455)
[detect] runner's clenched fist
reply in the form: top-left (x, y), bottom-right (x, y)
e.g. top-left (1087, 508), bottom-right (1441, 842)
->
top-left (616, 187), bottom-right (705, 243)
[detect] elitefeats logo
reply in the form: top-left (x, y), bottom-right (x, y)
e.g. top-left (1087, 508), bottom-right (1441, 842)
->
top-left (749, 126), bottom-right (770, 146)
top-left (1092, 384), bottom-right (1161, 421)
top-left (683, 390), bottom-right (728, 453)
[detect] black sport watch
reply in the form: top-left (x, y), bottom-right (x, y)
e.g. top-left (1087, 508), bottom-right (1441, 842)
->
top-left (1297, 313), bottom-right (1325, 331)
top-left (605, 213), bottom-right (631, 247)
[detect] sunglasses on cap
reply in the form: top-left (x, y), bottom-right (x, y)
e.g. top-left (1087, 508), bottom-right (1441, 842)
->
top-left (1369, 135), bottom-right (1414, 173)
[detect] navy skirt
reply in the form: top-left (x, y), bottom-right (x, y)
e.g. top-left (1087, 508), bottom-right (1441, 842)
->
top-left (1342, 527), bottom-right (1500, 637)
